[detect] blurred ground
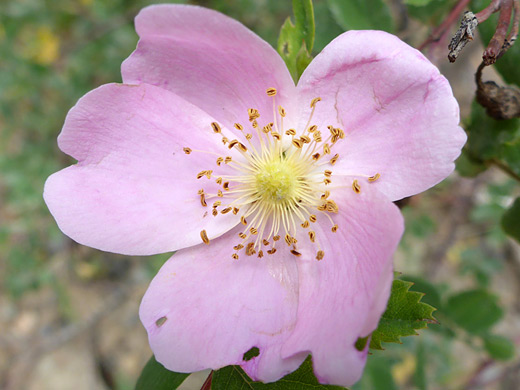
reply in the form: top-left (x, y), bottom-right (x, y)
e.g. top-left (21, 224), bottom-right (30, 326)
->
top-left (1, 1), bottom-right (520, 389)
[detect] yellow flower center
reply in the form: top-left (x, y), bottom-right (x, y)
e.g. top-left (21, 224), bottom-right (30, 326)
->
top-left (255, 157), bottom-right (298, 203)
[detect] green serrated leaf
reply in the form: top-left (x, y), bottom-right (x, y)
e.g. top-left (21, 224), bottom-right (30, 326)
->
top-left (502, 197), bottom-right (520, 243)
top-left (445, 289), bottom-right (503, 334)
top-left (472, 0), bottom-right (520, 86)
top-left (277, 0), bottom-right (315, 82)
top-left (369, 279), bottom-right (437, 350)
top-left (327, 0), bottom-right (394, 32)
top-left (483, 334), bottom-right (516, 361)
top-left (135, 356), bottom-right (189, 390)
top-left (211, 356), bottom-right (347, 390)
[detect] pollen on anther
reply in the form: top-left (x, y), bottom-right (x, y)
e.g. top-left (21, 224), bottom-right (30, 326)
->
top-left (278, 106), bottom-right (286, 117)
top-left (223, 182), bottom-right (230, 190)
top-left (331, 224), bottom-right (338, 233)
top-left (200, 230), bottom-right (210, 245)
top-left (211, 122), bottom-right (221, 133)
top-left (368, 173), bottom-right (381, 182)
top-left (183, 147), bottom-right (192, 154)
top-left (308, 231), bottom-right (316, 243)
top-left (232, 253), bottom-right (239, 260)
top-left (224, 156), bottom-right (232, 164)
top-left (312, 153), bottom-right (321, 161)
top-left (266, 87), bottom-right (277, 97)
top-left (267, 248), bottom-right (277, 254)
top-left (330, 154), bottom-right (339, 165)
top-left (250, 227), bottom-right (258, 235)
top-left (217, 190), bottom-right (223, 197)
top-left (200, 193), bottom-right (207, 207)
top-left (248, 108), bottom-right (260, 121)
top-left (216, 177), bottom-right (223, 185)
top-left (233, 207), bottom-right (239, 215)
top-left (301, 221), bottom-right (310, 228)
top-left (316, 251), bottom-right (325, 261)
top-left (292, 139), bottom-right (304, 149)
top-left (212, 201), bottom-right (221, 208)
top-left (258, 250), bottom-right (264, 258)
top-left (273, 235), bottom-right (280, 241)
top-left (216, 157), bottom-right (223, 165)
top-left (241, 216), bottom-right (247, 225)
top-left (323, 143), bottom-right (331, 155)
top-left (262, 239), bottom-right (270, 246)
top-left (308, 125), bottom-right (317, 133)
top-left (238, 232), bottom-right (247, 239)
top-left (285, 129), bottom-right (297, 136)
top-left (321, 191), bottom-right (330, 200)
top-left (221, 207), bottom-right (232, 214)
top-left (352, 180), bottom-right (361, 194)
top-left (309, 215), bottom-right (317, 223)
top-left (324, 170), bottom-right (332, 177)
top-left (234, 244), bottom-right (244, 251)
top-left (234, 123), bottom-right (244, 131)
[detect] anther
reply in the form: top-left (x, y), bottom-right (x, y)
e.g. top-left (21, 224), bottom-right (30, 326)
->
top-left (273, 235), bottom-right (280, 241)
top-left (200, 193), bottom-right (207, 207)
top-left (324, 178), bottom-right (332, 185)
top-left (267, 248), bottom-right (277, 254)
top-left (221, 137), bottom-right (228, 145)
top-left (233, 207), bottom-right (239, 215)
top-left (200, 230), bottom-right (210, 245)
top-left (212, 209), bottom-right (218, 216)
top-left (212, 201), bottom-right (221, 208)
top-left (232, 253), bottom-right (239, 260)
top-left (216, 177), bottom-right (223, 184)
top-left (309, 215), bottom-right (317, 223)
top-left (300, 135), bottom-right (311, 144)
top-left (308, 231), bottom-right (316, 243)
top-left (234, 123), bottom-right (244, 131)
top-left (368, 173), bottom-right (381, 182)
top-left (324, 170), bottom-right (332, 177)
top-left (217, 190), bottom-right (223, 197)
top-left (316, 251), bottom-right (324, 261)
top-left (325, 200), bottom-right (339, 213)
top-left (236, 143), bottom-right (248, 152)
top-left (234, 244), bottom-right (244, 251)
top-left (183, 147), bottom-right (192, 154)
top-left (352, 180), bottom-right (361, 193)
top-left (262, 239), bottom-right (270, 246)
top-left (211, 122), bottom-right (221, 133)
top-left (238, 232), bottom-right (247, 239)
top-left (290, 249), bottom-right (302, 257)
top-left (284, 234), bottom-right (293, 246)
top-left (310, 97), bottom-right (322, 108)
top-left (224, 156), bottom-right (232, 164)
top-left (246, 242), bottom-right (256, 256)
top-left (228, 139), bottom-right (239, 149)
top-left (258, 250), bottom-right (264, 258)
top-left (330, 154), bottom-right (339, 165)
top-left (223, 182), bottom-right (230, 190)
top-left (216, 157), bottom-right (223, 165)
top-left (301, 221), bottom-right (310, 228)
top-left (312, 153), bottom-right (321, 161)
top-left (285, 129), bottom-right (297, 136)
top-left (292, 139), bottom-right (304, 149)
top-left (221, 207), bottom-right (232, 214)
top-left (321, 191), bottom-right (330, 199)
top-left (278, 106), bottom-right (286, 117)
top-left (266, 87), bottom-right (277, 97)
top-left (241, 216), bottom-right (247, 225)
top-left (250, 227), bottom-right (258, 235)
top-left (251, 120), bottom-right (258, 128)
top-left (308, 125), bottom-right (317, 133)
top-left (331, 224), bottom-right (338, 233)
top-left (271, 132), bottom-right (281, 140)
top-left (323, 144), bottom-right (331, 155)
top-left (248, 108), bottom-right (260, 121)
top-left (246, 133), bottom-right (253, 140)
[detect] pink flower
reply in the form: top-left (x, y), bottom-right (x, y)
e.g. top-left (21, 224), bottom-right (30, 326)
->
top-left (43, 4), bottom-right (466, 387)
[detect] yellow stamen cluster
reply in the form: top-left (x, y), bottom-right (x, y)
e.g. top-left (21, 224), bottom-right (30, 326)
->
top-left (184, 87), bottom-right (381, 261)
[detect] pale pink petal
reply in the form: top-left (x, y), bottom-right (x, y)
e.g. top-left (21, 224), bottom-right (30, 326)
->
top-left (44, 83), bottom-right (240, 255)
top-left (281, 180), bottom-right (404, 386)
top-left (122, 4), bottom-right (297, 133)
top-left (140, 227), bottom-right (305, 381)
top-left (297, 30), bottom-right (466, 201)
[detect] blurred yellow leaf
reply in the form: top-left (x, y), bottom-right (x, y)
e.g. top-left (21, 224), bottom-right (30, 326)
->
top-left (391, 353), bottom-right (416, 385)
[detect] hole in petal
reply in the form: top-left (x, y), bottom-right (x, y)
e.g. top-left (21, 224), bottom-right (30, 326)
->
top-left (242, 346), bottom-right (260, 361)
top-left (155, 316), bottom-right (167, 327)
